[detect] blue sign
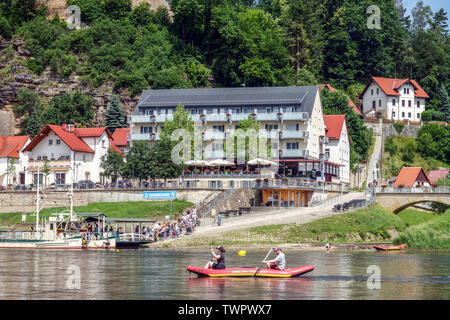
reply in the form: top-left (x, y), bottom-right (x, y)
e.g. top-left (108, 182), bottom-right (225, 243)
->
top-left (143, 191), bottom-right (177, 200)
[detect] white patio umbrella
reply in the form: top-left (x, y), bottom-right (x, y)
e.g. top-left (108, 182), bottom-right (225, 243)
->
top-left (208, 159), bottom-right (234, 166)
top-left (247, 158), bottom-right (278, 166)
top-left (185, 160), bottom-right (211, 166)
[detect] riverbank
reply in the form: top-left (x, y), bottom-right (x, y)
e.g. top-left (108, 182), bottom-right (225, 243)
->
top-left (0, 200), bottom-right (193, 228)
top-left (152, 205), bottom-right (449, 250)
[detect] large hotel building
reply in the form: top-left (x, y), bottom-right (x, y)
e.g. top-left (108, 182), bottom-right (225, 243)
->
top-left (128, 86), bottom-right (350, 189)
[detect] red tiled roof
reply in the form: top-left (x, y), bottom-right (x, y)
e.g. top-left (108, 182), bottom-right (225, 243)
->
top-left (0, 136), bottom-right (30, 158)
top-left (394, 167), bottom-right (432, 187)
top-left (364, 77), bottom-right (430, 99)
top-left (23, 125), bottom-right (94, 153)
top-left (427, 169), bottom-right (450, 185)
top-left (75, 127), bottom-right (112, 139)
top-left (112, 128), bottom-right (129, 147)
top-left (319, 84), bottom-right (362, 115)
top-left (324, 115), bottom-right (351, 144)
top-left (110, 143), bottom-right (125, 156)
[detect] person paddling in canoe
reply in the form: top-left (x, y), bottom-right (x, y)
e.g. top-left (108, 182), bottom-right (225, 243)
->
top-left (205, 246), bottom-right (226, 269)
top-left (263, 247), bottom-right (286, 271)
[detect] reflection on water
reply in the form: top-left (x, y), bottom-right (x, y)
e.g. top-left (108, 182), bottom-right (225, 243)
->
top-left (0, 249), bottom-right (448, 300)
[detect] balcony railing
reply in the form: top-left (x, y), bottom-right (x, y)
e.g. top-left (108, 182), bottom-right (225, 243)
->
top-left (202, 131), bottom-right (226, 141)
top-left (281, 130), bottom-right (309, 139)
top-left (28, 159), bottom-right (71, 168)
top-left (280, 149), bottom-right (309, 158)
top-left (130, 133), bottom-right (160, 141)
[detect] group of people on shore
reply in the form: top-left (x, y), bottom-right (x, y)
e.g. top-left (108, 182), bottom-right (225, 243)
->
top-left (125, 208), bottom-right (200, 242)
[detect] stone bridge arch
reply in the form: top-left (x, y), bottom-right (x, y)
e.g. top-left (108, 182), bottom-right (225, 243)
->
top-left (376, 192), bottom-right (450, 213)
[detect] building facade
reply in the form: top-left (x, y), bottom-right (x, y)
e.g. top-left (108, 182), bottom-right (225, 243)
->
top-left (361, 77), bottom-right (429, 121)
top-left (324, 115), bottom-right (351, 184)
top-left (22, 124), bottom-right (114, 186)
top-left (0, 135), bottom-right (30, 187)
top-left (129, 86), bottom-right (350, 184)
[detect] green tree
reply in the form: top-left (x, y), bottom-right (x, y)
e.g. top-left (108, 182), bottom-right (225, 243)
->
top-left (100, 147), bottom-right (125, 183)
top-left (121, 141), bottom-right (153, 187)
top-left (417, 123), bottom-right (450, 163)
top-left (384, 136), bottom-right (398, 157)
top-left (42, 91), bottom-right (95, 126)
top-left (436, 83), bottom-right (450, 122)
top-left (150, 139), bottom-right (185, 183)
top-left (104, 94), bottom-right (127, 134)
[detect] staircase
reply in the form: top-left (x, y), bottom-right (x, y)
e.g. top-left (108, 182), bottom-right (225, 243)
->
top-left (196, 189), bottom-right (237, 218)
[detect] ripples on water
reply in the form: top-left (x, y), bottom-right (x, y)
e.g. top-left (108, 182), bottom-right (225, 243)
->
top-left (0, 249), bottom-right (448, 300)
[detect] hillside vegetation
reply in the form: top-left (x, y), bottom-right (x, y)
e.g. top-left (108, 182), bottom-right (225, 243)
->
top-left (0, 1), bottom-right (449, 127)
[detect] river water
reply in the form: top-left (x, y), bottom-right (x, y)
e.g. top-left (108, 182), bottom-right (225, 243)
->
top-left (0, 248), bottom-right (448, 300)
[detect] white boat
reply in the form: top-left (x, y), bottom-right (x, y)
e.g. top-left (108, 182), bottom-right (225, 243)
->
top-left (0, 167), bottom-right (116, 250)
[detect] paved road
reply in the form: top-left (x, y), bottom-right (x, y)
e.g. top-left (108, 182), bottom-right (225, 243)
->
top-left (158, 192), bottom-right (366, 244)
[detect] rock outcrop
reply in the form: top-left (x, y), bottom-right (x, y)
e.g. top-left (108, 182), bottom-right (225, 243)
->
top-left (0, 39), bottom-right (140, 135)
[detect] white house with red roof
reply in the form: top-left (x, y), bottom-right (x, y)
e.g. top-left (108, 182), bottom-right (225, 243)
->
top-left (22, 124), bottom-right (115, 187)
top-left (324, 115), bottom-right (350, 184)
top-left (0, 135), bottom-right (31, 187)
top-left (361, 77), bottom-right (429, 121)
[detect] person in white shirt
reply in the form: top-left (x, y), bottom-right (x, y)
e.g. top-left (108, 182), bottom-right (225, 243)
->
top-left (263, 247), bottom-right (286, 270)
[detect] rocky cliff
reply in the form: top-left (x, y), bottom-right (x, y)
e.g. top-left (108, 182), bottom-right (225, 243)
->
top-left (0, 39), bottom-right (140, 136)
top-left (36, 0), bottom-right (171, 20)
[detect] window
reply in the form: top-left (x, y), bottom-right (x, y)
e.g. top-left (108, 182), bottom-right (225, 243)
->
top-left (212, 125), bottom-right (224, 132)
top-left (48, 139), bottom-right (53, 145)
top-left (140, 127), bottom-right (153, 134)
top-left (286, 107), bottom-right (295, 112)
top-left (55, 173), bottom-right (65, 185)
top-left (266, 108), bottom-right (271, 113)
top-left (83, 155), bottom-right (86, 162)
top-left (379, 100), bottom-right (381, 107)
top-left (404, 88), bottom-right (407, 94)
top-left (286, 124), bottom-right (297, 131)
top-left (56, 139), bottom-right (61, 145)
top-left (417, 113), bottom-right (420, 119)
top-left (265, 124), bottom-right (278, 131)
top-left (376, 88), bottom-right (379, 94)
top-left (235, 108), bottom-right (241, 114)
top-left (190, 109), bottom-right (195, 115)
top-left (402, 112), bottom-right (405, 117)
top-left (102, 140), bottom-right (106, 148)
top-left (417, 101), bottom-right (420, 108)
top-left (286, 142), bottom-right (298, 150)
top-left (408, 112), bottom-right (411, 118)
top-left (408, 100), bottom-right (411, 107)
top-left (392, 99), bottom-right (396, 106)
top-left (372, 101), bottom-right (376, 109)
top-left (371, 89), bottom-right (373, 95)
top-left (392, 111), bottom-right (396, 118)
top-left (402, 100), bottom-right (405, 107)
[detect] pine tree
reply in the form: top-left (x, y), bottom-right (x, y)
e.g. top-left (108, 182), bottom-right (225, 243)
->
top-left (104, 94), bottom-right (127, 134)
top-left (436, 83), bottom-right (450, 122)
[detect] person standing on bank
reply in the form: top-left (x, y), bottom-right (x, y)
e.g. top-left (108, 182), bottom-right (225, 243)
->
top-left (263, 247), bottom-right (286, 270)
top-left (205, 246), bottom-right (226, 269)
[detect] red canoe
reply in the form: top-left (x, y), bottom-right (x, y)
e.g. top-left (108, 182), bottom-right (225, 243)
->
top-left (373, 244), bottom-right (407, 251)
top-left (187, 265), bottom-right (314, 278)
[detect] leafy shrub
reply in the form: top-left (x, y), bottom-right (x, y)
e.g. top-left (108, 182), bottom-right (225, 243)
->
top-left (0, 17), bottom-right (13, 38)
top-left (393, 123), bottom-right (404, 134)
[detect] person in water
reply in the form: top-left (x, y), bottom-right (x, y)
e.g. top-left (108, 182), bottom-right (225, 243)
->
top-left (263, 247), bottom-right (286, 270)
top-left (205, 246), bottom-right (226, 269)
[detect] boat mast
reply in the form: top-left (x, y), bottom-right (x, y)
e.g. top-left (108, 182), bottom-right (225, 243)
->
top-left (69, 166), bottom-right (74, 221)
top-left (36, 166), bottom-right (39, 231)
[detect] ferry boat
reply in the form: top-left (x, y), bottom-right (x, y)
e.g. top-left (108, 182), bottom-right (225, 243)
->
top-left (0, 168), bottom-right (116, 250)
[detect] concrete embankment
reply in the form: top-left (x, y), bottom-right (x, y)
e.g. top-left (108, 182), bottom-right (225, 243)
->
top-left (0, 189), bottom-right (217, 214)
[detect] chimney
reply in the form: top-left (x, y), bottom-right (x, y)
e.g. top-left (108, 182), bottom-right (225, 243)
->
top-left (67, 124), bottom-right (75, 133)
top-left (61, 123), bottom-right (68, 131)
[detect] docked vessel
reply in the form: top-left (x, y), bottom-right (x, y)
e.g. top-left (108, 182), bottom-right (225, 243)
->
top-left (0, 168), bottom-right (115, 250)
top-left (187, 265), bottom-right (315, 278)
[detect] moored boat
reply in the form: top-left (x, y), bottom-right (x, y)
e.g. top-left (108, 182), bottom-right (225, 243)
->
top-left (373, 244), bottom-right (407, 251)
top-left (187, 265), bottom-right (314, 278)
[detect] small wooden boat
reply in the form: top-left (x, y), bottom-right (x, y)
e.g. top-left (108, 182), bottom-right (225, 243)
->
top-left (187, 265), bottom-right (314, 278)
top-left (373, 244), bottom-right (407, 251)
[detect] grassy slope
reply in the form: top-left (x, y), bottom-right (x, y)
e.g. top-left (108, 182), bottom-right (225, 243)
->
top-left (383, 136), bottom-right (448, 179)
top-left (397, 208), bottom-right (436, 227)
top-left (0, 200), bottom-right (193, 226)
top-left (394, 210), bottom-right (450, 249)
top-left (169, 205), bottom-right (408, 247)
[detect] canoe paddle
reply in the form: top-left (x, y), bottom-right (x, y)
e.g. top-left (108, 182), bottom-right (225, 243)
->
top-left (253, 248), bottom-right (273, 278)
